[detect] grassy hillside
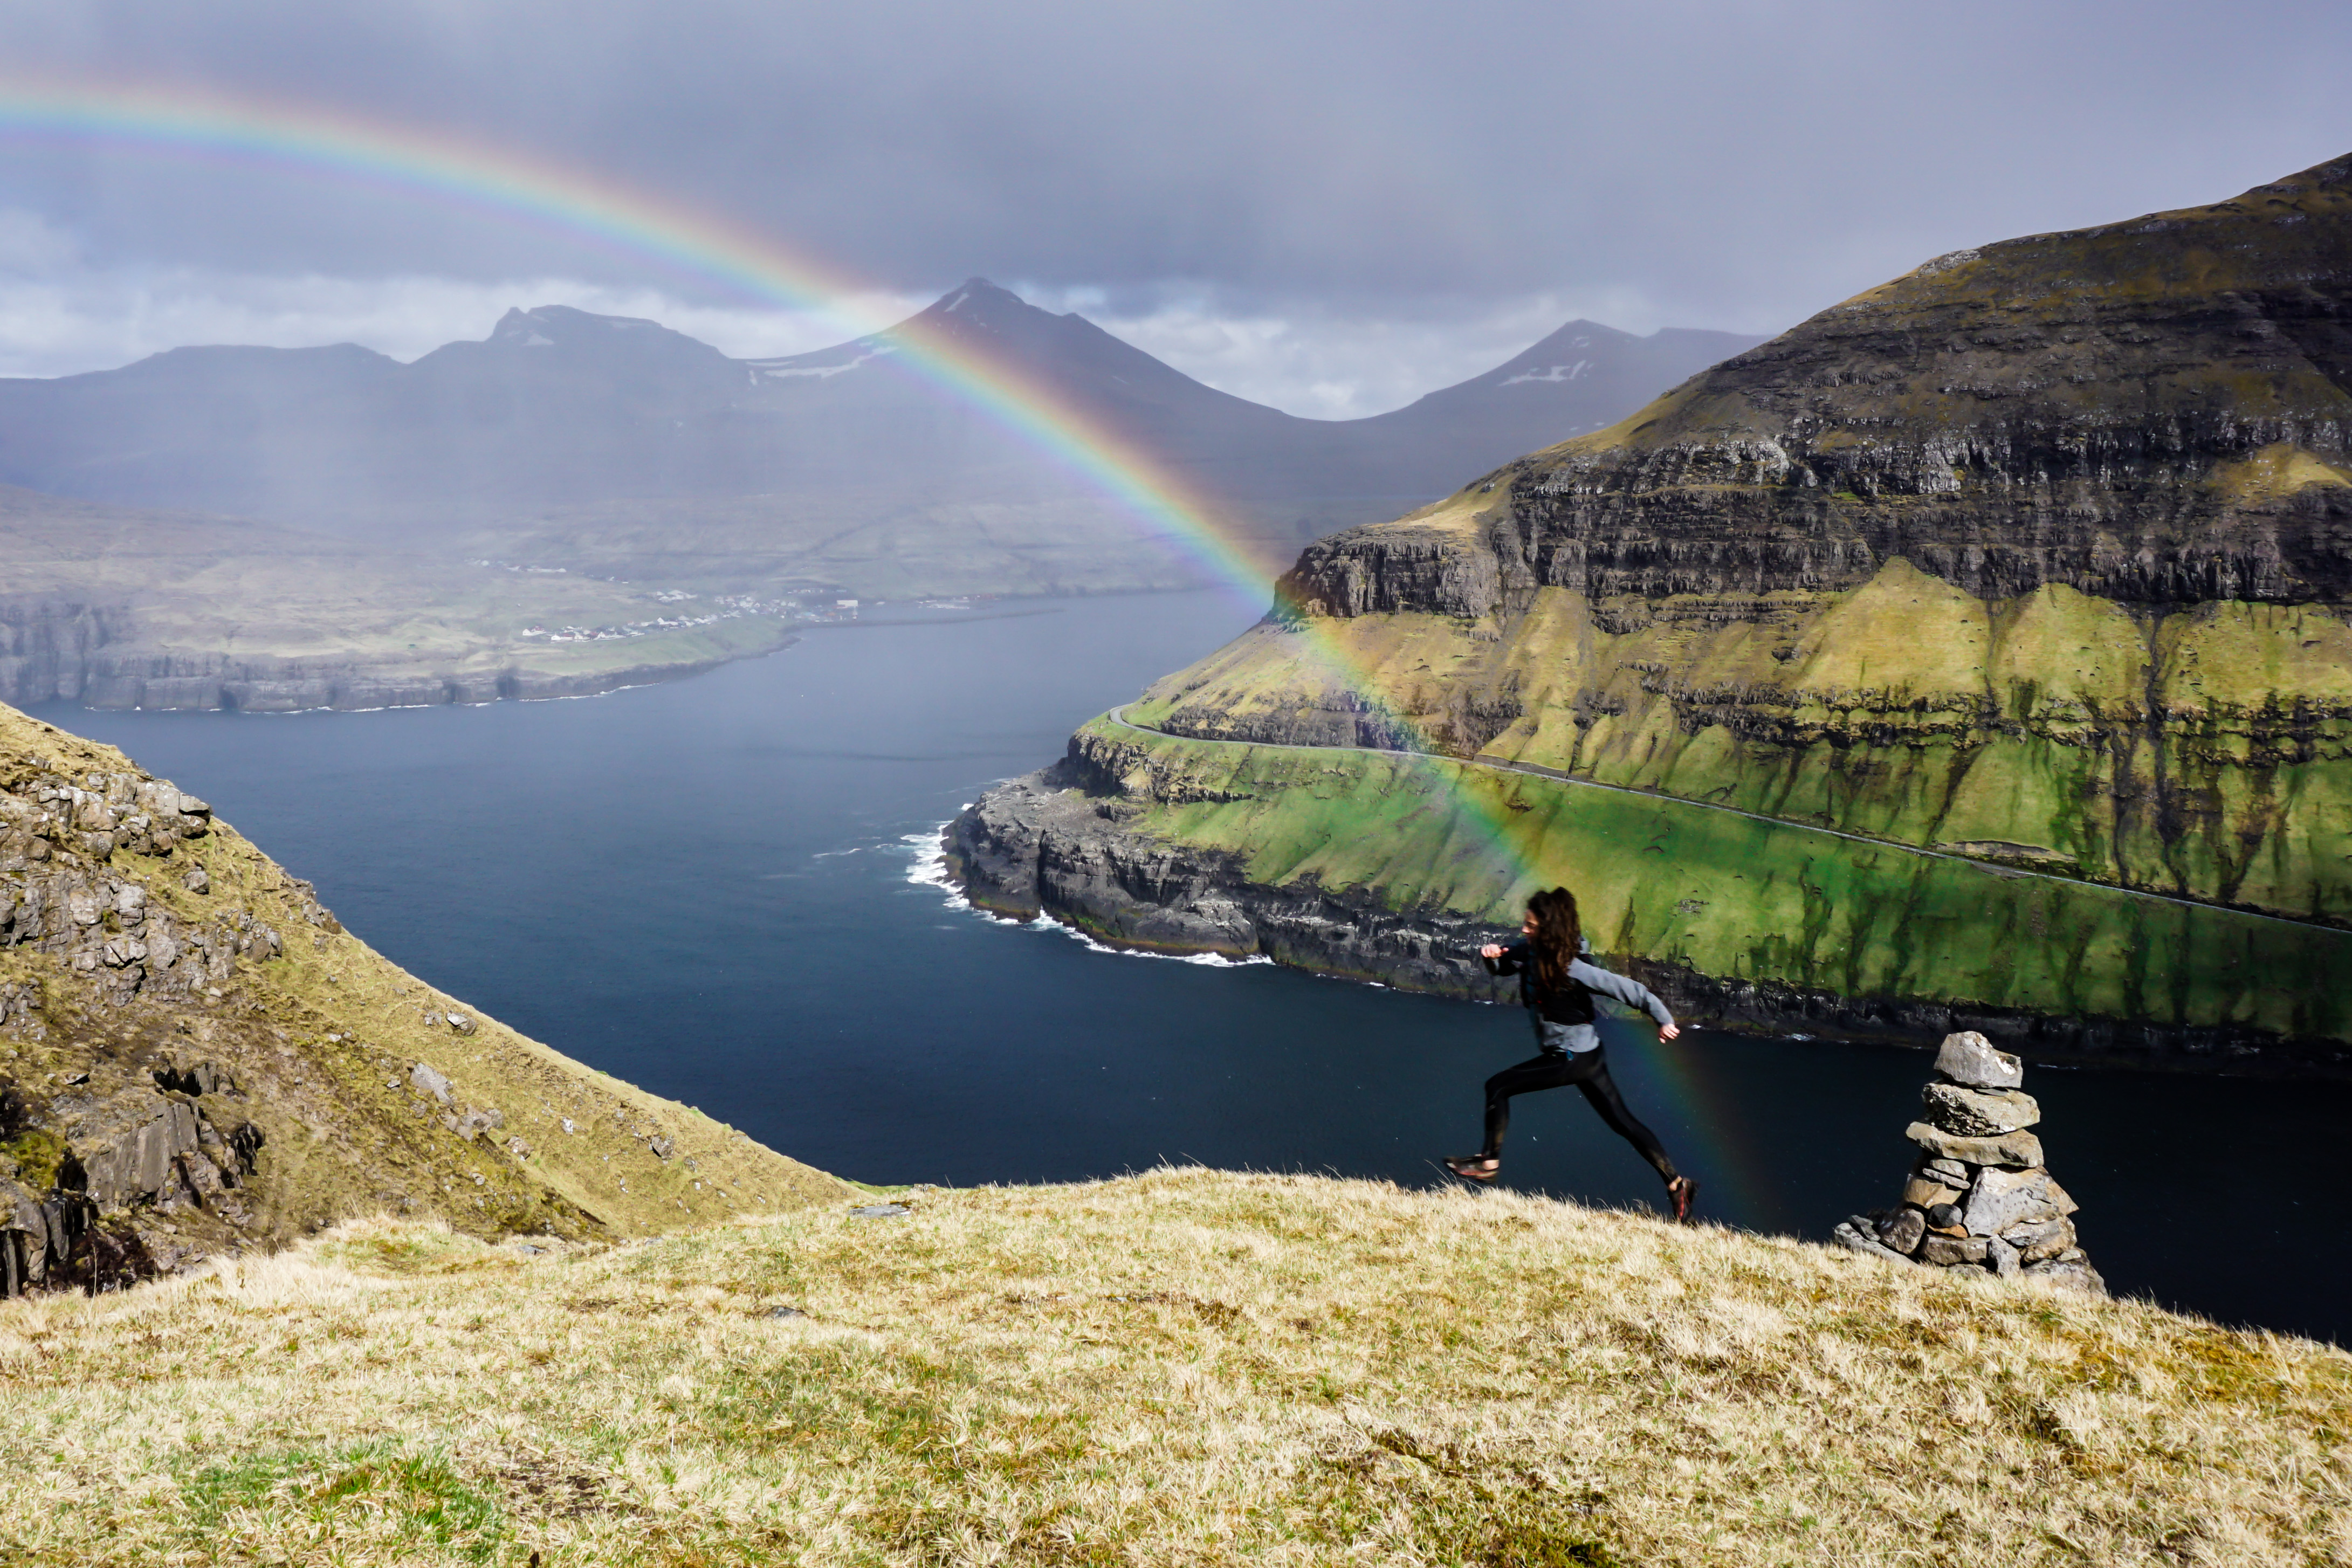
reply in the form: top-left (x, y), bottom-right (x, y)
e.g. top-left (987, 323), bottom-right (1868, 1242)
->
top-left (1137, 560), bottom-right (2352, 926)
top-left (0, 697), bottom-right (850, 1289)
top-left (1063, 717), bottom-right (2352, 1051)
top-left (0, 1168), bottom-right (2341, 1564)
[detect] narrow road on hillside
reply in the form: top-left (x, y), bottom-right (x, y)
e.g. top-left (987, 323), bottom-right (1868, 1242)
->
top-left (1103, 706), bottom-right (2345, 938)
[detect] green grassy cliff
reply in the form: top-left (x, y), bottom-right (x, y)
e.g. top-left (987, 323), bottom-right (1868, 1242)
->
top-left (1061, 716), bottom-right (2351, 1057)
top-left (960, 154), bottom-right (2352, 1062)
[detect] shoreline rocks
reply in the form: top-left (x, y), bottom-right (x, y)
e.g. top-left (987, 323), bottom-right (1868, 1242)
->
top-left (947, 755), bottom-right (2352, 1077)
top-left (1835, 1031), bottom-right (2104, 1293)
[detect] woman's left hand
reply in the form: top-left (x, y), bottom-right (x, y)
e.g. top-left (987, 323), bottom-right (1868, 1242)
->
top-left (1660, 1024), bottom-right (1681, 1040)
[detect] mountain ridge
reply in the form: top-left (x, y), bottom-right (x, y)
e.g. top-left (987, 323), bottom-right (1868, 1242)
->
top-left (0, 279), bottom-right (1766, 554)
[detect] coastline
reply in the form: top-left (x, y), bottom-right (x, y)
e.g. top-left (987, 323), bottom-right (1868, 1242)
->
top-left (943, 719), bottom-right (2352, 1079)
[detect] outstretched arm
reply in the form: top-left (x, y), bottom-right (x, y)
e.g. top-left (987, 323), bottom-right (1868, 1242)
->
top-left (1478, 939), bottom-right (1526, 976)
top-left (1567, 958), bottom-right (1681, 1039)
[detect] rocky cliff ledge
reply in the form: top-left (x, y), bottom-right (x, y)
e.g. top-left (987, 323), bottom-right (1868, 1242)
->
top-left (0, 700), bottom-right (848, 1297)
top-left (949, 756), bottom-right (1507, 996)
top-left (1279, 154), bottom-right (2352, 620)
top-left (948, 720), bottom-right (2352, 1075)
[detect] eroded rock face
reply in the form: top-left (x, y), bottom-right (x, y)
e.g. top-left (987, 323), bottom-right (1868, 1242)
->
top-left (0, 1067), bottom-right (263, 1296)
top-left (1287, 155), bottom-right (2352, 617)
top-left (1082, 155), bottom-right (2352, 1057)
top-left (0, 751), bottom-right (491, 1298)
top-left (0, 771), bottom-right (285, 1012)
top-left (946, 760), bottom-right (1508, 996)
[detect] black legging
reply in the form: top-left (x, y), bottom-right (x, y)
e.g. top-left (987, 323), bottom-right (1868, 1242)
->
top-left (1482, 1049), bottom-right (1679, 1180)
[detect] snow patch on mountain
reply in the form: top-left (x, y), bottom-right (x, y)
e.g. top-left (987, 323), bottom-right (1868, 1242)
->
top-left (749, 342), bottom-right (901, 380)
top-left (1502, 359), bottom-right (1593, 385)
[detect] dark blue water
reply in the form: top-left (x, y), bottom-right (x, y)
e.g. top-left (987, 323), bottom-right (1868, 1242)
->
top-left (47, 589), bottom-right (2351, 1343)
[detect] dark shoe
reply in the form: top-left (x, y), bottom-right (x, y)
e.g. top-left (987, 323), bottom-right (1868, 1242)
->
top-left (1443, 1154), bottom-right (1500, 1184)
top-left (1667, 1175), bottom-right (1699, 1223)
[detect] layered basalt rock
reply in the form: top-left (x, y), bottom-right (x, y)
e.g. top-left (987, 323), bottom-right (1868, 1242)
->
top-left (1280, 154), bottom-right (2352, 619)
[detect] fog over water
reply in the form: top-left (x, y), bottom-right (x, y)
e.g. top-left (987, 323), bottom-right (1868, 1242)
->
top-left (50, 589), bottom-right (2352, 1345)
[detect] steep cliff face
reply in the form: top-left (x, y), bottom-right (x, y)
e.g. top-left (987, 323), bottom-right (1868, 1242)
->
top-left (954, 156), bottom-right (2352, 1063)
top-left (1139, 156), bottom-right (2352, 929)
top-left (1280, 154), bottom-right (2352, 615)
top-left (948, 720), bottom-right (2352, 1072)
top-left (0, 702), bottom-right (848, 1297)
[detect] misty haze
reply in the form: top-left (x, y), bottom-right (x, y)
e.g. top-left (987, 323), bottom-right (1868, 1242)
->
top-left (0, 4), bottom-right (2346, 1563)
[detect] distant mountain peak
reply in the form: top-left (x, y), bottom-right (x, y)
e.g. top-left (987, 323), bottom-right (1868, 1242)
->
top-left (914, 277), bottom-right (1055, 336)
top-left (489, 305), bottom-right (675, 349)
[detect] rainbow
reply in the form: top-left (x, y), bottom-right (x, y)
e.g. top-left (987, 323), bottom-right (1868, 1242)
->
top-left (0, 76), bottom-right (1745, 1202)
top-left (0, 76), bottom-right (1288, 587)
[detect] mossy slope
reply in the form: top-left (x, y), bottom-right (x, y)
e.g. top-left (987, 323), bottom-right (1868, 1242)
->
top-left (1070, 718), bottom-right (2352, 1053)
top-left (0, 698), bottom-right (850, 1289)
top-left (1137, 564), bottom-right (2352, 924)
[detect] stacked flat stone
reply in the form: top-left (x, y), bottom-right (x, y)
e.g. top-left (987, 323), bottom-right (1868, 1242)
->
top-left (1834, 1031), bottom-right (2104, 1293)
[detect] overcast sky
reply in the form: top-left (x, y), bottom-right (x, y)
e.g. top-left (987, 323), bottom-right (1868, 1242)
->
top-left (0, 0), bottom-right (2344, 414)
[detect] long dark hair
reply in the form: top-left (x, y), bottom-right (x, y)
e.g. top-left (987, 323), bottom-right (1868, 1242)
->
top-left (1526, 886), bottom-right (1582, 998)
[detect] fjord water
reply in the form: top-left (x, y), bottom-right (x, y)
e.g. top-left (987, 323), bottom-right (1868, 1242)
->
top-left (51, 589), bottom-right (2349, 1343)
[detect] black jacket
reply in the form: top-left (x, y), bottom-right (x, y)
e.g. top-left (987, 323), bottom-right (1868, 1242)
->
top-left (1482, 940), bottom-right (1676, 1031)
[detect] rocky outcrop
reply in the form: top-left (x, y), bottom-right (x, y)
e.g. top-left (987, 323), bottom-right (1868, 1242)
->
top-left (1276, 524), bottom-right (1507, 621)
top-left (1283, 155), bottom-right (2352, 619)
top-left (0, 771), bottom-right (263, 1000)
top-left (950, 760), bottom-right (1505, 992)
top-left (0, 699), bottom-right (854, 1299)
top-left (1835, 1032), bottom-right (2104, 1293)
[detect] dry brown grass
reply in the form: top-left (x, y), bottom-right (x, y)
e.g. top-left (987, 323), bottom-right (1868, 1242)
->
top-left (1, 1168), bottom-right (2345, 1565)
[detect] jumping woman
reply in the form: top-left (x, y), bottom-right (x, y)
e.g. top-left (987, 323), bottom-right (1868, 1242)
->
top-left (1445, 886), bottom-right (1698, 1222)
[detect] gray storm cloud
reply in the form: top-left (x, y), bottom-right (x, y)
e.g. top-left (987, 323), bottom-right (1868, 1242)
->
top-left (0, 0), bottom-right (2343, 405)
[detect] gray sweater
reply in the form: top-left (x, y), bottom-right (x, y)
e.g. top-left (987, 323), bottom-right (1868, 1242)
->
top-left (1482, 940), bottom-right (1675, 1054)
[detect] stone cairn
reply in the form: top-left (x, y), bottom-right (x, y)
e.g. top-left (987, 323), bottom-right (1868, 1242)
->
top-left (1834, 1031), bottom-right (2105, 1293)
